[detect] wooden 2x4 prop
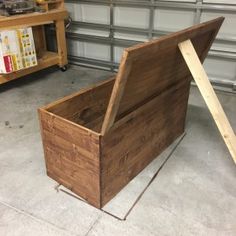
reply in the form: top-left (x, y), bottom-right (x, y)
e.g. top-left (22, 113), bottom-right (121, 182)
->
top-left (179, 39), bottom-right (236, 164)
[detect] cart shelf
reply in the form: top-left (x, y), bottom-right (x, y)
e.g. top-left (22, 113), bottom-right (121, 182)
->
top-left (0, 8), bottom-right (68, 85)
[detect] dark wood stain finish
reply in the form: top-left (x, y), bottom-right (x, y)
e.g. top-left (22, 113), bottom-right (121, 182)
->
top-left (39, 17), bottom-right (224, 208)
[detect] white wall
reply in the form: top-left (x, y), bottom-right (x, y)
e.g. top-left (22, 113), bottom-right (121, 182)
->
top-left (65, 0), bottom-right (236, 90)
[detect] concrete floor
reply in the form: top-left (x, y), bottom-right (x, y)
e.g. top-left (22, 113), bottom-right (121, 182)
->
top-left (0, 65), bottom-right (236, 236)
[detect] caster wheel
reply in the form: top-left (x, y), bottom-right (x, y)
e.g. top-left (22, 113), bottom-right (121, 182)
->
top-left (60, 66), bottom-right (67, 72)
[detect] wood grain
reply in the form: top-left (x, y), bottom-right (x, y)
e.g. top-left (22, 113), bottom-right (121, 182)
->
top-left (39, 109), bottom-right (101, 207)
top-left (33, 25), bottom-right (47, 55)
top-left (179, 39), bottom-right (236, 164)
top-left (0, 9), bottom-right (68, 29)
top-left (101, 51), bottom-right (132, 134)
top-left (39, 18), bottom-right (224, 208)
top-left (0, 9), bottom-right (68, 85)
top-left (55, 19), bottom-right (68, 67)
top-left (102, 17), bottom-right (224, 134)
top-left (100, 79), bottom-right (190, 205)
top-left (0, 51), bottom-right (59, 84)
top-left (46, 77), bottom-right (115, 132)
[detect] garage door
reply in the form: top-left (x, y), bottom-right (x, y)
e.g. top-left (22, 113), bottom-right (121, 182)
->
top-left (64, 0), bottom-right (236, 91)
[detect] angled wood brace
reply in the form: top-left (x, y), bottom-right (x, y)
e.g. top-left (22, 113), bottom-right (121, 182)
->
top-left (178, 39), bottom-right (236, 164)
top-left (101, 16), bottom-right (235, 165)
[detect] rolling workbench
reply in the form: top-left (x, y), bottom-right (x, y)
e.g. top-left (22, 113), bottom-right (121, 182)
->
top-left (0, 6), bottom-right (68, 85)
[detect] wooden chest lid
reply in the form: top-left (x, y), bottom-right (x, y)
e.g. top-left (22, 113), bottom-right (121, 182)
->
top-left (101, 17), bottom-right (224, 134)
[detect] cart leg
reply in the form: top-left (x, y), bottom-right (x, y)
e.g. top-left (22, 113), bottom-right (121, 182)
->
top-left (55, 19), bottom-right (68, 68)
top-left (33, 25), bottom-right (47, 57)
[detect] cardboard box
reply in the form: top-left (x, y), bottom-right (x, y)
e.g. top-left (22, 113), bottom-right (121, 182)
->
top-left (0, 27), bottom-right (37, 74)
top-left (17, 28), bottom-right (37, 69)
top-left (0, 30), bottom-right (23, 73)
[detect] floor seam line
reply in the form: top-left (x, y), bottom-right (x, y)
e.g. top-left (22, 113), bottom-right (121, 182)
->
top-left (84, 215), bottom-right (102, 236)
top-left (0, 200), bottom-right (78, 236)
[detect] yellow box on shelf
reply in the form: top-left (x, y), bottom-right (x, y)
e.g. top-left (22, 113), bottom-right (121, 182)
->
top-left (0, 30), bottom-right (23, 73)
top-left (16, 28), bottom-right (37, 69)
top-left (0, 27), bottom-right (37, 74)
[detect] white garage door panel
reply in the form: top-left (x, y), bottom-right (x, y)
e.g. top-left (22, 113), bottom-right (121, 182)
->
top-left (154, 9), bottom-right (195, 31)
top-left (114, 32), bottom-right (148, 41)
top-left (84, 43), bottom-right (110, 60)
top-left (114, 46), bottom-right (125, 63)
top-left (114, 7), bottom-right (149, 28)
top-left (212, 41), bottom-right (236, 53)
top-left (65, 3), bottom-right (81, 21)
top-left (64, 0), bottom-right (236, 90)
top-left (65, 3), bottom-right (110, 23)
top-left (203, 0), bottom-right (236, 4)
top-left (204, 57), bottom-right (236, 82)
top-left (68, 27), bottom-right (109, 37)
top-left (68, 40), bottom-right (110, 61)
top-left (67, 40), bottom-right (84, 57)
top-left (201, 11), bottom-right (236, 38)
top-left (76, 4), bottom-right (110, 24)
top-left (160, 0), bottom-right (196, 2)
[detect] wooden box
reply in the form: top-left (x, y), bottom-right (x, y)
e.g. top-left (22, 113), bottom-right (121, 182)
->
top-left (38, 18), bottom-right (223, 208)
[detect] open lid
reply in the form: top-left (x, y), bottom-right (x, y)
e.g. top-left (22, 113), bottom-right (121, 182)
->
top-left (101, 17), bottom-right (224, 134)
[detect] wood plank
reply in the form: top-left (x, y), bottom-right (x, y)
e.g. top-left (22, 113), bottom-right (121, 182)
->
top-left (0, 9), bottom-right (68, 85)
top-left (44, 132), bottom-right (100, 206)
top-left (43, 77), bottom-right (115, 110)
top-left (55, 19), bottom-right (68, 66)
top-left (178, 39), bottom-right (236, 164)
top-left (43, 129), bottom-right (99, 167)
top-left (46, 78), bottom-right (115, 131)
top-left (33, 25), bottom-right (47, 55)
top-left (101, 17), bottom-right (224, 134)
top-left (39, 109), bottom-right (100, 153)
top-left (101, 79), bottom-right (190, 206)
top-left (0, 21), bottom-right (53, 30)
top-left (0, 9), bottom-right (68, 29)
top-left (47, 163), bottom-right (100, 207)
top-left (39, 108), bottom-right (101, 207)
top-left (101, 51), bottom-right (132, 134)
top-left (127, 17), bottom-right (223, 60)
top-left (0, 51), bottom-right (59, 84)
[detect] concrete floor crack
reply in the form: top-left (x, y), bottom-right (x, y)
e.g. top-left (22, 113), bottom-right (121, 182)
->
top-left (84, 215), bottom-right (102, 236)
top-left (0, 200), bottom-right (78, 236)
